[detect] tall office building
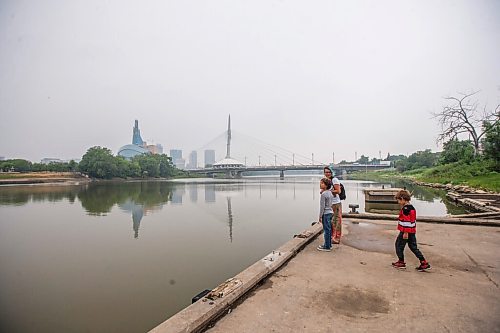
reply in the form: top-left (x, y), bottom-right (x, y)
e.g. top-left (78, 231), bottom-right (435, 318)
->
top-left (204, 150), bottom-right (216, 167)
top-left (187, 151), bottom-right (198, 169)
top-left (170, 149), bottom-right (185, 169)
top-left (170, 149), bottom-right (182, 161)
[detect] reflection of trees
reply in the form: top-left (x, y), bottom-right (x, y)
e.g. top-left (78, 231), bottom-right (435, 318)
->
top-left (377, 180), bottom-right (445, 203)
top-left (0, 185), bottom-right (80, 206)
top-left (77, 182), bottom-right (174, 215)
top-left (78, 182), bottom-right (175, 239)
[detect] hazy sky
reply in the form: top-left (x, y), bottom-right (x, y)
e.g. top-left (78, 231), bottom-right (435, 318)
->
top-left (1, 0), bottom-right (499, 165)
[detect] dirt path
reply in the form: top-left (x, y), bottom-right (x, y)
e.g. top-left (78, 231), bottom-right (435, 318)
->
top-left (206, 220), bottom-right (500, 333)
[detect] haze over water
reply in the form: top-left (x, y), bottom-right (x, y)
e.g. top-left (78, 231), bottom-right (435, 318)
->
top-left (0, 178), bottom-right (464, 332)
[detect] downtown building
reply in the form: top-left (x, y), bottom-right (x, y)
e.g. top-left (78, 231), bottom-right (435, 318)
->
top-left (170, 149), bottom-right (185, 169)
top-left (204, 150), bottom-right (216, 167)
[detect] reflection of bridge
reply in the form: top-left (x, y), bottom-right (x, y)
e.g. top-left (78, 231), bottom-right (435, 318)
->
top-left (186, 115), bottom-right (391, 178)
top-left (188, 164), bottom-right (389, 179)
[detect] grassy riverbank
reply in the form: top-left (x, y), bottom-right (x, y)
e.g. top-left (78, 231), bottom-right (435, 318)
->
top-left (0, 171), bottom-right (200, 183)
top-left (350, 160), bottom-right (500, 192)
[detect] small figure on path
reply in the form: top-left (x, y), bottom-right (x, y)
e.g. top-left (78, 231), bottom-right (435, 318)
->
top-left (323, 166), bottom-right (342, 244)
top-left (317, 177), bottom-right (334, 252)
top-left (392, 190), bottom-right (431, 271)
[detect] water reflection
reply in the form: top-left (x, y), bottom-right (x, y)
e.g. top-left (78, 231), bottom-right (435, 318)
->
top-left (0, 185), bottom-right (79, 205)
top-left (78, 182), bottom-right (174, 216)
top-left (118, 200), bottom-right (145, 239)
top-left (0, 179), bottom-right (467, 229)
top-left (0, 178), bottom-right (468, 333)
top-left (227, 197), bottom-right (233, 242)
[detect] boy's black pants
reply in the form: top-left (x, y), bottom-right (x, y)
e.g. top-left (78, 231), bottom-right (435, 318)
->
top-left (395, 231), bottom-right (425, 262)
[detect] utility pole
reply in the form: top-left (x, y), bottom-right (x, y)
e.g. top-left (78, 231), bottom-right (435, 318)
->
top-left (274, 154), bottom-right (277, 166)
top-left (332, 152), bottom-right (335, 164)
top-left (355, 151), bottom-right (358, 162)
top-left (259, 155), bottom-right (261, 166)
top-left (312, 153), bottom-right (314, 165)
top-left (244, 156), bottom-right (247, 166)
top-left (292, 154), bottom-right (295, 166)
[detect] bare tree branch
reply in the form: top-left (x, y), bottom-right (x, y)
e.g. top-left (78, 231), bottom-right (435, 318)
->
top-left (434, 91), bottom-right (496, 156)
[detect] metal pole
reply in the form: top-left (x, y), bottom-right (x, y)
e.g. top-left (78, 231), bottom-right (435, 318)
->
top-left (244, 156), bottom-right (247, 166)
top-left (274, 154), bottom-right (277, 166)
top-left (332, 152), bottom-right (335, 164)
top-left (259, 155), bottom-right (261, 166)
top-left (292, 154), bottom-right (295, 166)
top-left (312, 153), bottom-right (314, 165)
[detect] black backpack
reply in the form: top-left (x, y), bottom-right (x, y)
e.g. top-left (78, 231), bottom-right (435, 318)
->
top-left (339, 183), bottom-right (346, 200)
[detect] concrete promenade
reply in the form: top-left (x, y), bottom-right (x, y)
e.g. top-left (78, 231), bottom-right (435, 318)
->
top-left (206, 219), bottom-right (500, 333)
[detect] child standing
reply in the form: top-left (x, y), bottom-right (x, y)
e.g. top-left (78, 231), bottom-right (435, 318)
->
top-left (318, 178), bottom-right (334, 252)
top-left (392, 190), bottom-right (431, 271)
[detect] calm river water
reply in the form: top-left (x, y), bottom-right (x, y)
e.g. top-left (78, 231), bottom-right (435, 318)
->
top-left (0, 177), bottom-right (465, 332)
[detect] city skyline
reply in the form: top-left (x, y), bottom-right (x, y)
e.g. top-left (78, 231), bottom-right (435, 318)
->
top-left (1, 1), bottom-right (499, 163)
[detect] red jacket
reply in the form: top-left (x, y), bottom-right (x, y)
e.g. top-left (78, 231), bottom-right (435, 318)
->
top-left (398, 204), bottom-right (416, 233)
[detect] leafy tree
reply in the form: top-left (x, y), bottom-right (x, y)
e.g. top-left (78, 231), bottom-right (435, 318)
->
top-left (386, 154), bottom-right (406, 162)
top-left (395, 150), bottom-right (438, 171)
top-left (407, 149), bottom-right (438, 169)
top-left (158, 154), bottom-right (175, 177)
top-left (68, 160), bottom-right (78, 172)
top-left (482, 120), bottom-right (500, 171)
top-left (78, 146), bottom-right (118, 179)
top-left (440, 139), bottom-right (475, 164)
top-left (133, 154), bottom-right (160, 177)
top-left (0, 159), bottom-right (32, 172)
top-left (394, 156), bottom-right (409, 172)
top-left (357, 155), bottom-right (369, 164)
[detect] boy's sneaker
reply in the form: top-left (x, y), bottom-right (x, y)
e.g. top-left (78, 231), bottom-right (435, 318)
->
top-left (416, 261), bottom-right (431, 271)
top-left (392, 260), bottom-right (406, 269)
top-left (317, 245), bottom-right (332, 252)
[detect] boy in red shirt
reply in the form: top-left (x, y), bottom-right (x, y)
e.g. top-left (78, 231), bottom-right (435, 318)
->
top-left (392, 190), bottom-right (431, 271)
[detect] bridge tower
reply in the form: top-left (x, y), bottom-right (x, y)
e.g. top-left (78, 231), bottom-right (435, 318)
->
top-left (212, 114), bottom-right (244, 175)
top-left (226, 114), bottom-right (231, 158)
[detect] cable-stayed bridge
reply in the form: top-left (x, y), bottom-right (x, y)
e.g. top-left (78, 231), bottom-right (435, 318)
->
top-left (186, 115), bottom-right (389, 178)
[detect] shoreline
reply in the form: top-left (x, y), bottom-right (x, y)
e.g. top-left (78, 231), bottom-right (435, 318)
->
top-left (348, 172), bottom-right (499, 195)
top-left (149, 217), bottom-right (500, 333)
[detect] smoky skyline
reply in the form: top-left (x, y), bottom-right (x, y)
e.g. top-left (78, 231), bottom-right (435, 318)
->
top-left (0, 0), bottom-right (499, 165)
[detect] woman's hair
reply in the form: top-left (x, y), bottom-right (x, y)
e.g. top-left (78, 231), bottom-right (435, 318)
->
top-left (320, 177), bottom-right (332, 190)
top-left (323, 166), bottom-right (332, 173)
top-left (394, 190), bottom-right (411, 201)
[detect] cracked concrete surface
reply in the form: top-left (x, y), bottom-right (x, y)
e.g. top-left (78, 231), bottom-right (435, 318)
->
top-left (206, 219), bottom-right (500, 333)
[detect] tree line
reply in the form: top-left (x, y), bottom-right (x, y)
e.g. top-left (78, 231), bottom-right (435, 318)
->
top-left (0, 146), bottom-right (180, 179)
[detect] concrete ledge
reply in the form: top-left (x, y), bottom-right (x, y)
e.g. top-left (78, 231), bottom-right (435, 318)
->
top-left (148, 222), bottom-right (323, 333)
top-left (342, 212), bottom-right (500, 227)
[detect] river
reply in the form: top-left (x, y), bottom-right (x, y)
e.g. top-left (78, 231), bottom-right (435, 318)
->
top-left (0, 177), bottom-right (465, 332)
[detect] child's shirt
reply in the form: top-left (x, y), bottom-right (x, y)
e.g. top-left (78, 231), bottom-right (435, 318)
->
top-left (319, 190), bottom-right (334, 218)
top-left (398, 204), bottom-right (417, 233)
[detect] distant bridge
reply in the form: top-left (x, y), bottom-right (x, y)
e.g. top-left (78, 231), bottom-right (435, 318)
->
top-left (186, 115), bottom-right (391, 178)
top-left (187, 164), bottom-right (390, 179)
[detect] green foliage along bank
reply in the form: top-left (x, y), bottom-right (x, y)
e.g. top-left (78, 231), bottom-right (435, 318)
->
top-left (352, 119), bottom-right (500, 192)
top-left (0, 146), bottom-right (190, 180)
top-left (78, 146), bottom-right (183, 179)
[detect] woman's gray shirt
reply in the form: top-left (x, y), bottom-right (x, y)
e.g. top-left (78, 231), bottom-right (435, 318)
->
top-left (319, 190), bottom-right (334, 218)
